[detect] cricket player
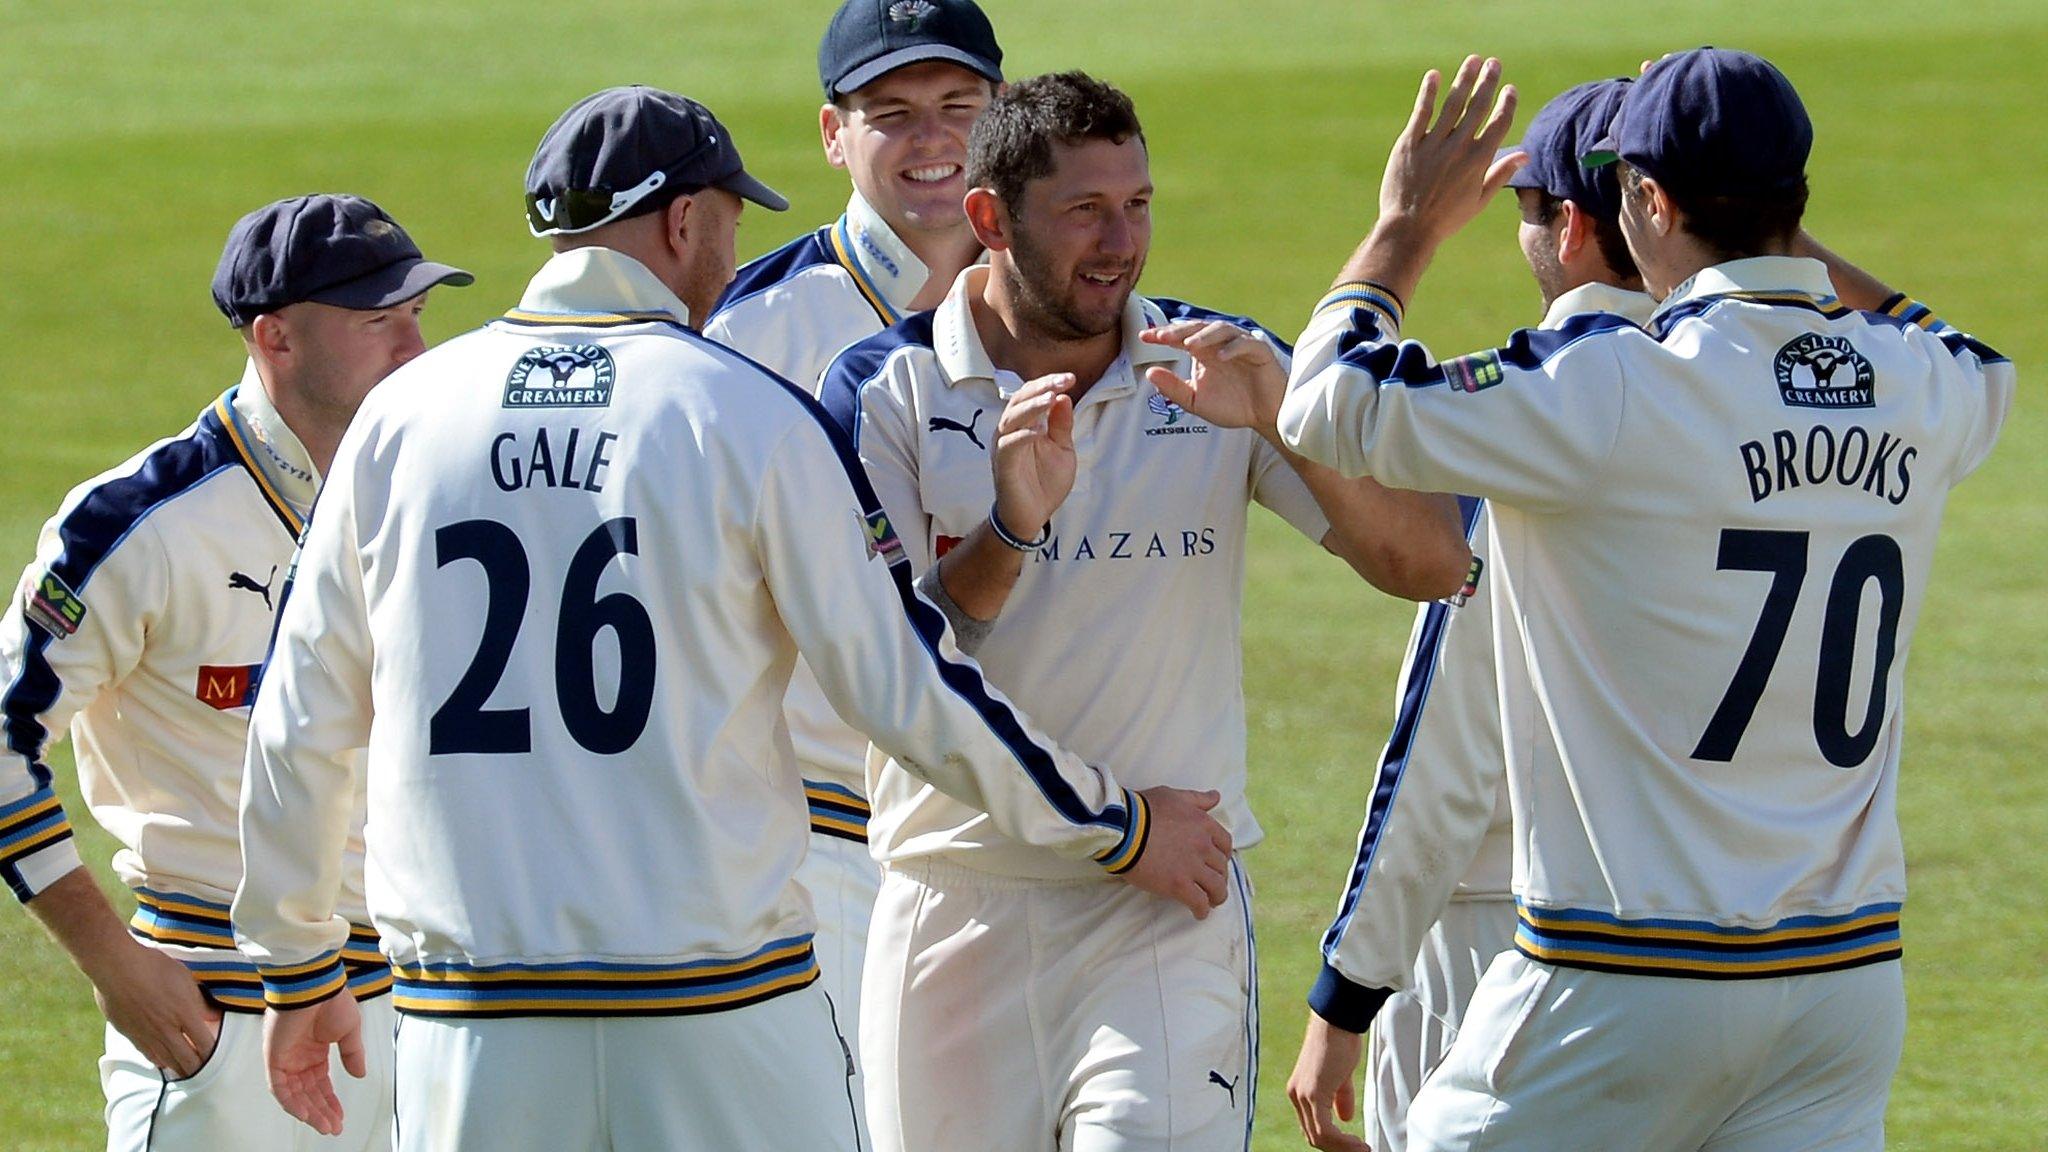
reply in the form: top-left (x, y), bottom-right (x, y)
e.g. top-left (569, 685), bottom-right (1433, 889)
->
top-left (819, 72), bottom-right (1473, 1152)
top-left (0, 193), bottom-right (470, 1150)
top-left (1275, 53), bottom-right (2011, 1151)
top-left (701, 0), bottom-right (1006, 1086)
top-left (1280, 77), bottom-right (1655, 1152)
top-left (230, 85), bottom-right (1230, 1152)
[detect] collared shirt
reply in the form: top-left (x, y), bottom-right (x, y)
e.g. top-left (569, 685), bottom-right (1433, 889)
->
top-left (820, 266), bottom-right (1332, 879)
top-left (0, 368), bottom-right (385, 1010)
top-left (1287, 256), bottom-right (2010, 1008)
top-left (1313, 282), bottom-right (1654, 1016)
top-left (233, 247), bottom-right (1148, 1016)
top-left (702, 193), bottom-right (944, 828)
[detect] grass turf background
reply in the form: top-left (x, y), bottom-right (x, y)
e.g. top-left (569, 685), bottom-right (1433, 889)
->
top-left (1, 1), bottom-right (2041, 1146)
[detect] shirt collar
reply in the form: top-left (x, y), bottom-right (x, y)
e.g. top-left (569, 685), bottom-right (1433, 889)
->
top-left (934, 266), bottom-right (1177, 400)
top-left (837, 191), bottom-right (932, 318)
top-left (1651, 255), bottom-right (1836, 321)
top-left (1542, 281), bottom-right (1657, 330)
top-left (514, 247), bottom-right (692, 326)
top-left (228, 361), bottom-right (321, 515)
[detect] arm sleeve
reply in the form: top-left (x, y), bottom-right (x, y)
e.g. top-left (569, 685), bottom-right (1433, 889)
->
top-left (1309, 557), bottom-right (1504, 1032)
top-left (1279, 291), bottom-right (1635, 514)
top-left (0, 498), bottom-right (166, 901)
top-left (753, 414), bottom-right (1148, 873)
top-left (1873, 294), bottom-right (2015, 484)
top-left (231, 455), bottom-right (373, 1009)
top-left (829, 356), bottom-right (935, 575)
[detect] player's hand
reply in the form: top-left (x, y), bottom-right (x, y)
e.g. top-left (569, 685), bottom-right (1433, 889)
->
top-left (1377, 55), bottom-right (1524, 250)
top-left (1287, 1013), bottom-right (1373, 1151)
top-left (1140, 321), bottom-right (1287, 442)
top-left (264, 994), bottom-right (366, 1137)
top-left (90, 937), bottom-right (222, 1078)
top-left (1119, 786), bottom-right (1232, 919)
top-left (992, 371), bottom-right (1079, 540)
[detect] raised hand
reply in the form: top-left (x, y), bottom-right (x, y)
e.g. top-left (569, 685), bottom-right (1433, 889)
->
top-left (264, 993), bottom-right (366, 1137)
top-left (1139, 320), bottom-right (1288, 441)
top-left (1117, 786), bottom-right (1234, 920)
top-left (1378, 55), bottom-right (1524, 251)
top-left (992, 372), bottom-right (1079, 539)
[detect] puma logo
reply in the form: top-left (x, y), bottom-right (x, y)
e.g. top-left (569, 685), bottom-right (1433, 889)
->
top-left (928, 409), bottom-right (985, 449)
top-left (1207, 1070), bottom-right (1239, 1108)
top-left (227, 566), bottom-right (277, 612)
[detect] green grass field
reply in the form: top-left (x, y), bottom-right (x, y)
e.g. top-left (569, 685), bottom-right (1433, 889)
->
top-left (2, 2), bottom-right (2042, 1147)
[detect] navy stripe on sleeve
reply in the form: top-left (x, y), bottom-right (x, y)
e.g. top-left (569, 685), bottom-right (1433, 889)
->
top-left (707, 229), bottom-right (837, 321)
top-left (815, 311), bottom-right (937, 446)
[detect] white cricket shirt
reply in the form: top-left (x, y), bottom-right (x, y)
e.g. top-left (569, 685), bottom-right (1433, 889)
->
top-left (1284, 257), bottom-right (2010, 1018)
top-left (821, 266), bottom-right (1332, 880)
top-left (703, 192), bottom-right (936, 841)
top-left (1, 373), bottom-right (387, 1008)
top-left (233, 248), bottom-right (1149, 1016)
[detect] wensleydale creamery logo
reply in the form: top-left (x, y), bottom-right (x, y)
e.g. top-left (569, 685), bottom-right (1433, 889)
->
top-left (505, 344), bottom-right (616, 409)
top-left (1774, 333), bottom-right (1874, 409)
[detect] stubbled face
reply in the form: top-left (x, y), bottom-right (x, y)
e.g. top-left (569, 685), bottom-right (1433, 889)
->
top-left (1515, 188), bottom-right (1568, 310)
top-left (676, 187), bottom-right (743, 324)
top-left (1000, 136), bottom-right (1151, 341)
top-left (270, 295), bottom-right (429, 413)
top-left (826, 61), bottom-right (994, 235)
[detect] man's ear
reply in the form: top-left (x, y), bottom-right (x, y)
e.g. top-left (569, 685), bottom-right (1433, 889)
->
top-left (1637, 174), bottom-right (1678, 238)
top-left (247, 312), bottom-right (292, 361)
top-left (664, 192), bottom-right (696, 258)
top-left (1557, 199), bottom-right (1589, 265)
top-left (964, 187), bottom-right (1010, 252)
top-left (820, 102), bottom-right (849, 169)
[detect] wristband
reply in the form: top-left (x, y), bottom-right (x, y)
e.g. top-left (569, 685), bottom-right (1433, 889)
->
top-left (989, 502), bottom-right (1051, 551)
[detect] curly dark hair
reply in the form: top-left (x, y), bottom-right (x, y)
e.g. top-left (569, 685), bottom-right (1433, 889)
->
top-left (967, 71), bottom-right (1144, 214)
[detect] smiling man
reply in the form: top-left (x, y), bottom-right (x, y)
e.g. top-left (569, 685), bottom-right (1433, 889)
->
top-left (700, 0), bottom-right (1007, 1101)
top-left (818, 71), bottom-right (1470, 1152)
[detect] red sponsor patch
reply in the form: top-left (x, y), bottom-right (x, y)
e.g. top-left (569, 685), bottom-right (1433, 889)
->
top-left (195, 664), bottom-right (260, 710)
top-left (935, 535), bottom-right (964, 558)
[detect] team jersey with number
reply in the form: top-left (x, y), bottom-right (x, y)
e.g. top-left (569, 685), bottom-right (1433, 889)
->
top-left (818, 266), bottom-right (1332, 880)
top-left (704, 192), bottom-right (936, 841)
top-left (1283, 257), bottom-right (2010, 1022)
top-left (1311, 283), bottom-right (1654, 1019)
top-left (0, 375), bottom-right (387, 1009)
top-left (232, 247), bottom-right (1150, 1016)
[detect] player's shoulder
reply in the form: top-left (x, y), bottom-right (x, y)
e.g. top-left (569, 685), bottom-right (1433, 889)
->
top-left (38, 401), bottom-right (243, 583)
top-left (816, 311), bottom-right (942, 431)
top-left (709, 227), bottom-right (841, 321)
top-left (1144, 294), bottom-right (1293, 355)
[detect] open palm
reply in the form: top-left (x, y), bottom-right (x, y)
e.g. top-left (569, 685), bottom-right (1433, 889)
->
top-left (1140, 320), bottom-right (1287, 437)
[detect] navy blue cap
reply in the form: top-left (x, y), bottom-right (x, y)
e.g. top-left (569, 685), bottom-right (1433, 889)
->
top-left (210, 194), bottom-right (472, 328)
top-left (1583, 48), bottom-right (1811, 198)
top-left (1503, 79), bottom-right (1632, 222)
top-left (819, 0), bottom-right (1002, 98)
top-left (525, 86), bottom-right (788, 237)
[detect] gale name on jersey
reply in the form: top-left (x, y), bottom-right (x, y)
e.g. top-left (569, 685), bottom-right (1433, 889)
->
top-left (492, 344), bottom-right (621, 493)
top-left (1740, 333), bottom-right (1914, 505)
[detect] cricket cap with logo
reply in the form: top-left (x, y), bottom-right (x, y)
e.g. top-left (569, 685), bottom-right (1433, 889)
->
top-left (211, 194), bottom-right (473, 328)
top-left (1502, 78), bottom-right (1633, 222)
top-left (524, 85), bottom-right (789, 238)
top-left (1582, 47), bottom-right (1811, 198)
top-left (819, 0), bottom-right (1003, 98)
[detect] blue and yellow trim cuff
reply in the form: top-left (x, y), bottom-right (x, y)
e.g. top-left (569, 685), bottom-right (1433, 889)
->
top-left (1307, 962), bottom-right (1394, 1035)
top-left (0, 786), bottom-right (76, 902)
top-left (133, 888), bottom-right (391, 1011)
top-left (1514, 900), bottom-right (1903, 979)
top-left (1877, 293), bottom-right (1952, 334)
top-left (804, 780), bottom-right (871, 844)
top-left (1092, 788), bottom-right (1151, 876)
top-left (259, 950), bottom-right (351, 1009)
top-left (1313, 281), bottom-right (1405, 332)
top-left (392, 935), bottom-right (819, 1018)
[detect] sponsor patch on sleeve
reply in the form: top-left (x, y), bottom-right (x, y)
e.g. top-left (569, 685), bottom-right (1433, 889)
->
top-left (1444, 350), bottom-right (1506, 394)
top-left (24, 570), bottom-right (86, 639)
top-left (862, 509), bottom-right (905, 564)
